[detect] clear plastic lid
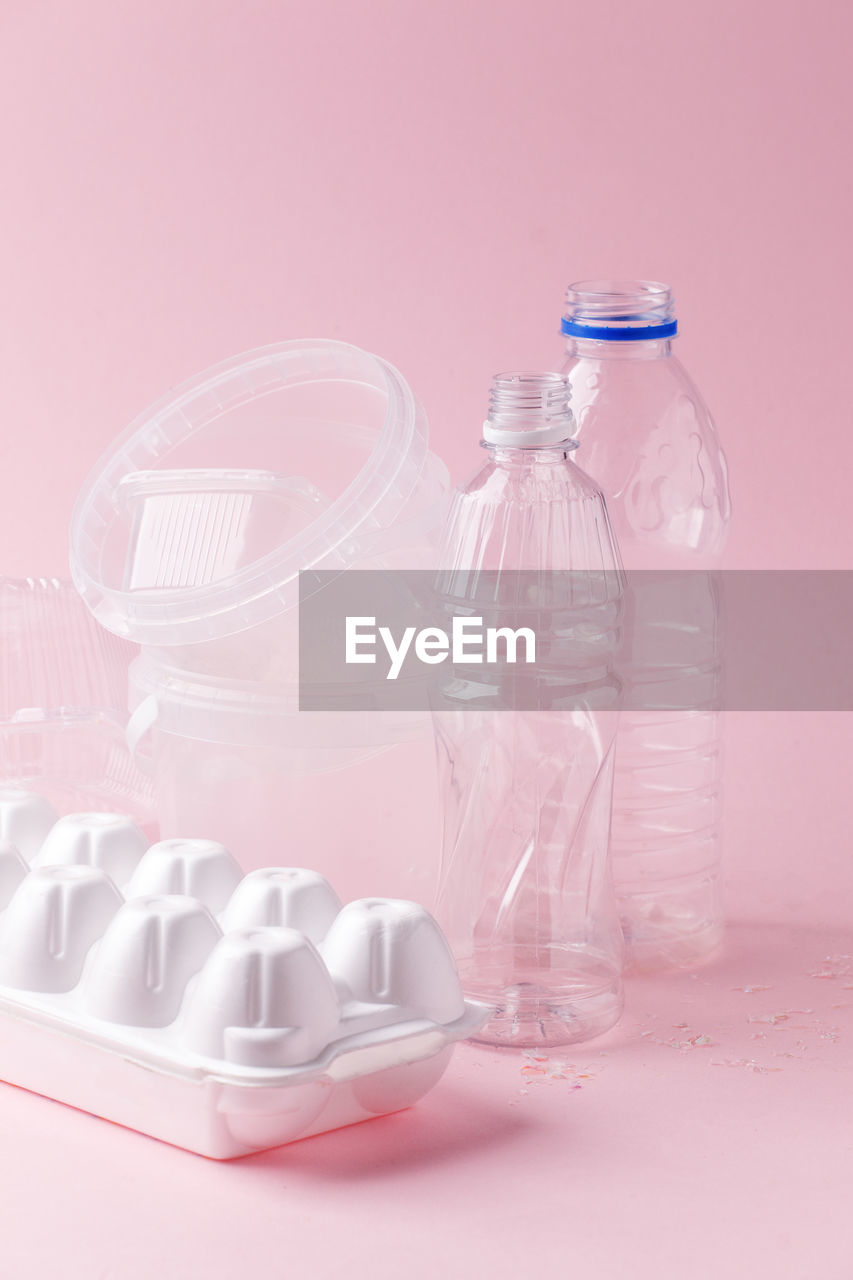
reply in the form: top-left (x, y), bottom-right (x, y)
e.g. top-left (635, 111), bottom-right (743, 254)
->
top-left (70, 341), bottom-right (442, 648)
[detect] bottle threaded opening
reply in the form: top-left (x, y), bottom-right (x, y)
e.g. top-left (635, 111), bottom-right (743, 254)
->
top-left (483, 372), bottom-right (575, 448)
top-left (562, 279), bottom-right (676, 341)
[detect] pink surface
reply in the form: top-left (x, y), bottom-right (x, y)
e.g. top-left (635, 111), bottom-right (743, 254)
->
top-left (0, 919), bottom-right (850, 1278)
top-left (1, 2), bottom-right (851, 1276)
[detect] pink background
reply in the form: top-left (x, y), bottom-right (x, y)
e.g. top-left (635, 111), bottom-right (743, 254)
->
top-left (1, 2), bottom-right (852, 1277)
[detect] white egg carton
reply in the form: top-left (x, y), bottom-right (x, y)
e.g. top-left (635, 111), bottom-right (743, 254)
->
top-left (0, 790), bottom-right (481, 1159)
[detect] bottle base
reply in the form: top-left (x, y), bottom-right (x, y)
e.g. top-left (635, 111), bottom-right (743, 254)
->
top-left (616, 871), bottom-right (724, 973)
top-left (621, 913), bottom-right (724, 974)
top-left (461, 969), bottom-right (624, 1049)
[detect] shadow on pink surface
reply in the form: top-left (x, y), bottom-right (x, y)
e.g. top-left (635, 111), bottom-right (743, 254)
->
top-left (238, 1076), bottom-right (533, 1180)
top-left (224, 918), bottom-right (851, 1181)
top-left (0, 918), bottom-right (846, 1177)
top-left (0, 922), bottom-right (849, 1280)
top-left (0, 921), bottom-right (840, 1280)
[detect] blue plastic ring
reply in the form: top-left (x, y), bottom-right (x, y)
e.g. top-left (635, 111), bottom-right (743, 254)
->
top-left (561, 318), bottom-right (678, 341)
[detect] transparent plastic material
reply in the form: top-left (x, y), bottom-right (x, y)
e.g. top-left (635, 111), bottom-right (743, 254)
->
top-left (126, 653), bottom-right (440, 903)
top-left (560, 281), bottom-right (731, 971)
top-left (69, 342), bottom-right (448, 900)
top-left (70, 340), bottom-right (445, 665)
top-left (0, 578), bottom-right (153, 829)
top-left (0, 794), bottom-right (480, 1159)
top-left (432, 374), bottom-right (624, 1047)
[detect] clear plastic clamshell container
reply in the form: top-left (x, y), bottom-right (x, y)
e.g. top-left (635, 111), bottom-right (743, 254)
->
top-left (0, 793), bottom-right (480, 1159)
top-left (0, 578), bottom-right (153, 830)
top-left (69, 342), bottom-right (448, 901)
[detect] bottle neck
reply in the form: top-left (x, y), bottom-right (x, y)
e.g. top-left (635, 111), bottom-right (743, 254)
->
top-left (482, 372), bottom-right (576, 448)
top-left (562, 279), bottom-right (676, 362)
top-left (486, 443), bottom-right (578, 466)
top-left (563, 335), bottom-right (673, 361)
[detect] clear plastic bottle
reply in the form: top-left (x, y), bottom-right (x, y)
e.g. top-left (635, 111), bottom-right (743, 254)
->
top-left (559, 281), bottom-right (731, 971)
top-left (432, 373), bottom-right (624, 1047)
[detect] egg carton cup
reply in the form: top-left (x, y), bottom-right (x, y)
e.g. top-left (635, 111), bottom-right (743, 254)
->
top-left (0, 791), bottom-right (481, 1159)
